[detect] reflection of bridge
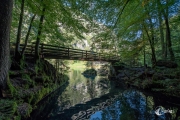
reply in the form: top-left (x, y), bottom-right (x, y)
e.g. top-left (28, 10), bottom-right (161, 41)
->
top-left (18, 43), bottom-right (120, 62)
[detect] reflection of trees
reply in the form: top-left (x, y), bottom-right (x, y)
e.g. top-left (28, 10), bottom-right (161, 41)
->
top-left (119, 100), bottom-right (137, 120)
top-left (122, 90), bottom-right (149, 119)
top-left (97, 77), bottom-right (109, 89)
top-left (100, 98), bottom-right (137, 120)
top-left (58, 91), bottom-right (72, 111)
top-left (86, 78), bottom-right (97, 98)
top-left (69, 69), bottom-right (83, 83)
top-left (28, 82), bottom-right (69, 119)
top-left (91, 90), bottom-right (156, 120)
top-left (96, 77), bottom-right (110, 95)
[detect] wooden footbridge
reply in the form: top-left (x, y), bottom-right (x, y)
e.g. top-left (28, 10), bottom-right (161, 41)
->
top-left (15, 43), bottom-right (120, 62)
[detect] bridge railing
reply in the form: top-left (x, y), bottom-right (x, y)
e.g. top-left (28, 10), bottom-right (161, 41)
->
top-left (11, 43), bottom-right (120, 61)
top-left (38, 43), bottom-right (120, 61)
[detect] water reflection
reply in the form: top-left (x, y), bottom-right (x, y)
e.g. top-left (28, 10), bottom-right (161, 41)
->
top-left (58, 69), bottom-right (112, 108)
top-left (78, 89), bottom-right (179, 120)
top-left (27, 69), bottom-right (180, 120)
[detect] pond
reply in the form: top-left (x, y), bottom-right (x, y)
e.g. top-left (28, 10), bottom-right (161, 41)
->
top-left (27, 69), bottom-right (180, 120)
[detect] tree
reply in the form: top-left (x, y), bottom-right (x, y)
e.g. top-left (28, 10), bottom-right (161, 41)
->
top-left (162, 0), bottom-right (175, 61)
top-left (35, 3), bottom-right (46, 59)
top-left (0, 0), bottom-right (13, 89)
top-left (157, 0), bottom-right (166, 59)
top-left (21, 14), bottom-right (36, 56)
top-left (15, 0), bottom-right (25, 60)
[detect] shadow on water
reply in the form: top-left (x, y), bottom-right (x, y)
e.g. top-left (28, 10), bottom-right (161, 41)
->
top-left (27, 69), bottom-right (180, 120)
top-left (26, 81), bottom-right (69, 120)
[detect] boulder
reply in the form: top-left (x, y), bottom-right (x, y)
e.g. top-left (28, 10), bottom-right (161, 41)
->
top-left (82, 69), bottom-right (97, 79)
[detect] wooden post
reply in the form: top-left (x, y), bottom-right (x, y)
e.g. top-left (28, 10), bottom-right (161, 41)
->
top-left (31, 44), bottom-right (33, 54)
top-left (68, 48), bottom-right (69, 58)
top-left (86, 51), bottom-right (87, 59)
top-left (82, 50), bottom-right (83, 58)
top-left (40, 44), bottom-right (44, 58)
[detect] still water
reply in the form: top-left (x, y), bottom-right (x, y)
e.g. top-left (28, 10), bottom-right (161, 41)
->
top-left (28, 69), bottom-right (180, 120)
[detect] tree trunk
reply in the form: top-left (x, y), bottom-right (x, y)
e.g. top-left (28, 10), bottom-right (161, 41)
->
top-left (163, 13), bottom-right (175, 61)
top-left (157, 9), bottom-right (166, 59)
top-left (0, 0), bottom-right (13, 89)
top-left (142, 32), bottom-right (146, 66)
top-left (21, 14), bottom-right (36, 56)
top-left (15, 0), bottom-right (25, 61)
top-left (146, 17), bottom-right (157, 66)
top-left (143, 7), bottom-right (156, 67)
top-left (35, 7), bottom-right (45, 59)
top-left (143, 24), bottom-right (156, 67)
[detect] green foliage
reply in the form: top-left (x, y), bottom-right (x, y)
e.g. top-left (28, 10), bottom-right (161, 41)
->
top-left (42, 73), bottom-right (50, 83)
top-left (31, 87), bottom-right (47, 105)
top-left (141, 79), bottom-right (152, 89)
top-left (113, 62), bottom-right (126, 67)
top-left (25, 93), bottom-right (34, 104)
top-left (22, 74), bottom-right (35, 88)
top-left (9, 70), bottom-right (16, 76)
top-left (7, 77), bottom-right (17, 96)
top-left (35, 60), bottom-right (44, 75)
top-left (22, 104), bottom-right (32, 118)
top-left (20, 56), bottom-right (26, 69)
top-left (14, 115), bottom-right (21, 120)
top-left (152, 79), bottom-right (180, 96)
top-left (0, 99), bottom-right (17, 119)
top-left (35, 64), bottom-right (39, 75)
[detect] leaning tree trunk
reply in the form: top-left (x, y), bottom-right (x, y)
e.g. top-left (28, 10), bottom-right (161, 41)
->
top-left (143, 24), bottom-right (156, 67)
top-left (35, 7), bottom-right (45, 59)
top-left (15, 0), bottom-right (25, 61)
top-left (149, 19), bottom-right (156, 66)
top-left (21, 14), bottom-right (36, 56)
top-left (0, 0), bottom-right (13, 89)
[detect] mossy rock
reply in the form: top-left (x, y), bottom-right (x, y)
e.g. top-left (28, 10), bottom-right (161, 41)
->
top-left (17, 103), bottom-right (32, 118)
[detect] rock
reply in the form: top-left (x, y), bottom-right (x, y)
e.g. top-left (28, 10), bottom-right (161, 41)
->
top-left (17, 103), bottom-right (32, 118)
top-left (97, 69), bottom-right (108, 76)
top-left (82, 69), bottom-right (97, 79)
top-left (156, 60), bottom-right (178, 68)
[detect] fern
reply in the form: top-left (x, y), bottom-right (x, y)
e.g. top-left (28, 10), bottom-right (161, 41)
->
top-left (0, 99), bottom-right (17, 119)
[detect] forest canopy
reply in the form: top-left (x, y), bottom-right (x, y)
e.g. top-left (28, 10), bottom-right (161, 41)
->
top-left (10, 0), bottom-right (180, 66)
